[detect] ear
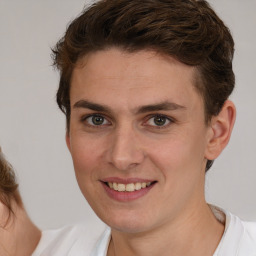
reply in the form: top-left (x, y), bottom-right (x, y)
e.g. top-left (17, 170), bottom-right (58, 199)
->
top-left (66, 131), bottom-right (71, 153)
top-left (205, 100), bottom-right (236, 160)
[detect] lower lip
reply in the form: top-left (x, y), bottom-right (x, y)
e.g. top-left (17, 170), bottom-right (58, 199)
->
top-left (102, 182), bottom-right (155, 202)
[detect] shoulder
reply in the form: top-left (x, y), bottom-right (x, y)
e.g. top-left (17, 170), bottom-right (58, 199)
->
top-left (223, 211), bottom-right (256, 255)
top-left (32, 221), bottom-right (107, 256)
top-left (211, 205), bottom-right (256, 256)
top-left (243, 220), bottom-right (256, 236)
top-left (239, 220), bottom-right (256, 253)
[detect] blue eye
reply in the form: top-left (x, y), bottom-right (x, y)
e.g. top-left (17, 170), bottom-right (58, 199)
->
top-left (147, 115), bottom-right (171, 127)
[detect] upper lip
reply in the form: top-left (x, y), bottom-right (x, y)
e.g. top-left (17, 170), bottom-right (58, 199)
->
top-left (101, 177), bottom-right (156, 184)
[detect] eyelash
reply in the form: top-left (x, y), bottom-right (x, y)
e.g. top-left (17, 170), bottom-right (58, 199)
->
top-left (80, 113), bottom-right (174, 129)
top-left (81, 114), bottom-right (111, 128)
top-left (143, 114), bottom-right (174, 129)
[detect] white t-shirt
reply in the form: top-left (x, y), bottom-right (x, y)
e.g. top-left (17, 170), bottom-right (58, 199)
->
top-left (211, 206), bottom-right (256, 256)
top-left (32, 206), bottom-right (256, 256)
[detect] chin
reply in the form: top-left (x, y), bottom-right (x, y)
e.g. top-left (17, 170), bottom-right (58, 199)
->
top-left (100, 211), bottom-right (154, 234)
top-left (111, 221), bottom-right (150, 234)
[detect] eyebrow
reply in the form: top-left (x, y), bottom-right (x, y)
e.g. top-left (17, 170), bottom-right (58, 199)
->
top-left (73, 100), bottom-right (186, 114)
top-left (73, 100), bottom-right (112, 113)
top-left (136, 101), bottom-right (186, 114)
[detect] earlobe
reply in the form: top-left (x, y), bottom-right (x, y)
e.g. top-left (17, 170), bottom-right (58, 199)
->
top-left (205, 100), bottom-right (236, 160)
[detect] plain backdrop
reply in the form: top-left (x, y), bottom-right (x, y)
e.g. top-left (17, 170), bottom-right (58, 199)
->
top-left (0, 0), bottom-right (256, 230)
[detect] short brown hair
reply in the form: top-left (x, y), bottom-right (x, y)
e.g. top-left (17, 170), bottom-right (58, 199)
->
top-left (0, 148), bottom-right (21, 223)
top-left (52, 0), bottom-right (235, 171)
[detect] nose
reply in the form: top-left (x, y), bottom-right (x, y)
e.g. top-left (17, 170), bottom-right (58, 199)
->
top-left (106, 125), bottom-right (145, 171)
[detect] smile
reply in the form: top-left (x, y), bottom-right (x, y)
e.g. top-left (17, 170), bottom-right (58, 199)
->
top-left (102, 179), bottom-right (156, 202)
top-left (107, 182), bottom-right (152, 192)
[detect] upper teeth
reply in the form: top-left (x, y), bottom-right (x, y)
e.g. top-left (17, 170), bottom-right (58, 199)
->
top-left (108, 182), bottom-right (152, 192)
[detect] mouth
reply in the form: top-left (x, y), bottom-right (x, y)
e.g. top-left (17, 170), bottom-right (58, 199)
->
top-left (101, 179), bottom-right (157, 201)
top-left (105, 181), bottom-right (156, 192)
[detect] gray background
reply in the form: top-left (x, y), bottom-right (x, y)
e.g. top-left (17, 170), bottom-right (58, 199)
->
top-left (0, 0), bottom-right (255, 230)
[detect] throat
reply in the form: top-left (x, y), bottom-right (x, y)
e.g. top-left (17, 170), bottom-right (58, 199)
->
top-left (107, 204), bottom-right (225, 256)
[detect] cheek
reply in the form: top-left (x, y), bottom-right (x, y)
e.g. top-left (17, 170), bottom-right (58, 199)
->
top-left (69, 139), bottom-right (104, 204)
top-left (69, 136), bottom-right (103, 179)
top-left (147, 137), bottom-right (206, 208)
top-left (146, 131), bottom-right (207, 178)
top-left (148, 138), bottom-right (192, 169)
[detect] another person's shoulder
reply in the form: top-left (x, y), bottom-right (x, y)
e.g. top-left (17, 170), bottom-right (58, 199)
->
top-left (32, 221), bottom-right (107, 256)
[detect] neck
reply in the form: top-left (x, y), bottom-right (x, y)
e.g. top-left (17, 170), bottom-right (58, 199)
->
top-left (108, 202), bottom-right (224, 256)
top-left (0, 201), bottom-right (41, 256)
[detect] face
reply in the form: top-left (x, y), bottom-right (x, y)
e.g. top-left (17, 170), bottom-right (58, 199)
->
top-left (67, 48), bottom-right (212, 233)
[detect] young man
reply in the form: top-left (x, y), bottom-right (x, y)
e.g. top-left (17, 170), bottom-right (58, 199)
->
top-left (37, 0), bottom-right (256, 255)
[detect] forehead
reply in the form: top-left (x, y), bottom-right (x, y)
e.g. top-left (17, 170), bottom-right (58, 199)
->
top-left (70, 48), bottom-right (202, 109)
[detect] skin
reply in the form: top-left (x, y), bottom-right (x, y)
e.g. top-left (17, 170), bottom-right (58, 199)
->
top-left (0, 200), bottom-right (41, 256)
top-left (67, 48), bottom-right (236, 256)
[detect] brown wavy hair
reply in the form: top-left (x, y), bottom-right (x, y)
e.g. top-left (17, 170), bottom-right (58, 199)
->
top-left (52, 0), bottom-right (235, 171)
top-left (0, 148), bottom-right (21, 222)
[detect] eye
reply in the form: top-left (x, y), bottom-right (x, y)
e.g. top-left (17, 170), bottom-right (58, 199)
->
top-left (84, 114), bottom-right (110, 126)
top-left (146, 115), bottom-right (172, 127)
